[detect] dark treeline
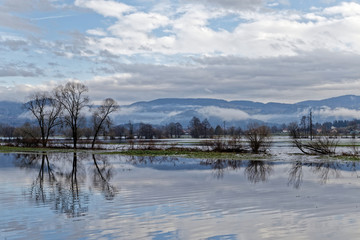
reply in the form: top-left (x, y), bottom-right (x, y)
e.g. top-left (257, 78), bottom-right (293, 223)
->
top-left (0, 82), bottom-right (360, 152)
top-left (287, 111), bottom-right (360, 155)
top-left (104, 116), bottom-right (242, 140)
top-left (1, 111), bottom-right (360, 144)
top-left (287, 117), bottom-right (360, 138)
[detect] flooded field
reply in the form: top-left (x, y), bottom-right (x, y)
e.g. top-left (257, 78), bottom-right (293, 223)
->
top-left (1, 140), bottom-right (360, 239)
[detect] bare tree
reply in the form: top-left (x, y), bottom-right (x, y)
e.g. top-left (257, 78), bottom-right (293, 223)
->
top-left (0, 123), bottom-right (15, 140)
top-left (91, 98), bottom-right (119, 149)
top-left (206, 136), bottom-right (245, 152)
top-left (189, 116), bottom-right (202, 138)
top-left (138, 123), bottom-right (155, 139)
top-left (24, 91), bottom-right (62, 147)
top-left (290, 119), bottom-right (338, 155)
top-left (288, 122), bottom-right (300, 139)
top-left (292, 136), bottom-right (338, 155)
top-left (214, 125), bottom-right (223, 136)
top-left (55, 81), bottom-right (89, 149)
top-left (244, 123), bottom-right (272, 153)
top-left (13, 122), bottom-right (41, 147)
top-left (202, 118), bottom-right (211, 138)
top-left (165, 122), bottom-right (184, 138)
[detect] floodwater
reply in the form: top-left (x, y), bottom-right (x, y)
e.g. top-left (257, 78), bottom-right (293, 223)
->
top-left (1, 150), bottom-right (360, 239)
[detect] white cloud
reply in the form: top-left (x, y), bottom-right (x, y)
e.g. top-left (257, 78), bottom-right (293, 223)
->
top-left (198, 106), bottom-right (250, 121)
top-left (117, 106), bottom-right (141, 115)
top-left (315, 107), bottom-right (360, 119)
top-left (74, 0), bottom-right (135, 18)
top-left (109, 12), bottom-right (169, 34)
top-left (3, 0), bottom-right (360, 108)
top-left (0, 81), bottom-right (55, 102)
top-left (183, 0), bottom-right (265, 10)
top-left (323, 2), bottom-right (360, 17)
top-left (73, 1), bottom-right (360, 58)
top-left (86, 28), bottom-right (107, 37)
top-left (2, 46), bottom-right (360, 106)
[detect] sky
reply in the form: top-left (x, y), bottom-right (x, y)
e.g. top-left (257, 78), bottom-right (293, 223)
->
top-left (1, 0), bottom-right (360, 105)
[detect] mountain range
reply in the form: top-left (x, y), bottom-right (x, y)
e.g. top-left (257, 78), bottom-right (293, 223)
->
top-left (2, 95), bottom-right (360, 128)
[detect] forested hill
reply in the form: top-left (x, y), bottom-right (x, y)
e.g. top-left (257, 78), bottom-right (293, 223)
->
top-left (2, 95), bottom-right (360, 127)
top-left (114, 95), bottom-right (360, 127)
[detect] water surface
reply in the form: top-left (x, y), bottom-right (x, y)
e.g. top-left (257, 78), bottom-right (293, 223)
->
top-left (1, 152), bottom-right (360, 239)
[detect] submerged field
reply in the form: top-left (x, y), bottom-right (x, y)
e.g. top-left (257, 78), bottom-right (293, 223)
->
top-left (1, 137), bottom-right (360, 239)
top-left (1, 136), bottom-right (360, 161)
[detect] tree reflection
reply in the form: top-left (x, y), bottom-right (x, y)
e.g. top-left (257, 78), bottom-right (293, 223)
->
top-left (29, 153), bottom-right (56, 203)
top-left (58, 152), bottom-right (88, 218)
top-left (92, 154), bottom-right (118, 200)
top-left (15, 153), bottom-right (118, 218)
top-left (14, 153), bottom-right (39, 169)
top-left (200, 159), bottom-right (243, 179)
top-left (288, 160), bottom-right (360, 187)
top-left (244, 160), bottom-right (273, 183)
top-left (288, 161), bottom-right (303, 189)
top-left (347, 161), bottom-right (360, 178)
top-left (307, 161), bottom-right (342, 184)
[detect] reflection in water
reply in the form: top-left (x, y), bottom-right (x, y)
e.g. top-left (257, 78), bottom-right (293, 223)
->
top-left (288, 161), bottom-right (303, 189)
top-left (13, 153), bottom-right (360, 220)
top-left (62, 152), bottom-right (88, 217)
top-left (92, 154), bottom-right (118, 200)
top-left (200, 159), bottom-right (275, 182)
top-left (288, 160), bottom-right (360, 187)
top-left (245, 160), bottom-right (274, 183)
top-left (15, 153), bottom-right (118, 218)
top-left (5, 152), bottom-right (360, 240)
top-left (30, 154), bottom-right (56, 202)
top-left (14, 153), bottom-right (39, 169)
top-left (307, 161), bottom-right (342, 184)
top-left (200, 159), bottom-right (243, 179)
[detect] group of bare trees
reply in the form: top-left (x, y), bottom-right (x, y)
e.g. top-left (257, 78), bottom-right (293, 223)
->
top-left (22, 81), bottom-right (118, 149)
top-left (25, 92), bottom-right (62, 147)
top-left (187, 117), bottom-right (271, 153)
top-left (110, 121), bottom-right (184, 140)
top-left (188, 116), bottom-right (242, 138)
top-left (289, 112), bottom-right (339, 155)
top-left (244, 123), bottom-right (272, 153)
top-left (201, 122), bottom-right (272, 154)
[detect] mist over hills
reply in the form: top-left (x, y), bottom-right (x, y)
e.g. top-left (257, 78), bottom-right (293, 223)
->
top-left (2, 95), bottom-right (360, 128)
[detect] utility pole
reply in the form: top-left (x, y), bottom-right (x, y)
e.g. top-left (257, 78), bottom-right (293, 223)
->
top-left (309, 109), bottom-right (313, 141)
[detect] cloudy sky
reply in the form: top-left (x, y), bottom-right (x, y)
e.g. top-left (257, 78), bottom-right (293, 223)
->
top-left (1, 0), bottom-right (360, 104)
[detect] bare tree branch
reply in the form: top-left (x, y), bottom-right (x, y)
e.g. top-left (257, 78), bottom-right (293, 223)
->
top-left (24, 91), bottom-right (62, 147)
top-left (91, 98), bottom-right (119, 149)
top-left (54, 81), bottom-right (89, 149)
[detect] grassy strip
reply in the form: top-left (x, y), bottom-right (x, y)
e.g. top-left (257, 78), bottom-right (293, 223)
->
top-left (0, 145), bottom-right (267, 160)
top-left (0, 145), bottom-right (88, 153)
top-left (2, 145), bottom-right (360, 161)
top-left (101, 149), bottom-right (266, 160)
top-left (0, 146), bottom-right (55, 153)
top-left (336, 144), bottom-right (360, 147)
top-left (335, 155), bottom-right (360, 161)
top-left (316, 155), bottom-right (360, 161)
